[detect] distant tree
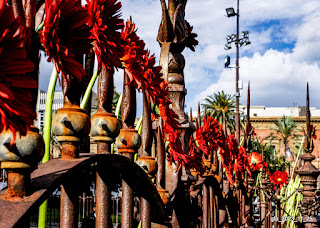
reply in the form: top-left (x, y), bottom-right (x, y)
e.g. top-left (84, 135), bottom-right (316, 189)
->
top-left (202, 91), bottom-right (236, 133)
top-left (269, 115), bottom-right (301, 160)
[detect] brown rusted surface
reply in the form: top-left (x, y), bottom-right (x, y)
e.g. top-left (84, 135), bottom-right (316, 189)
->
top-left (141, 93), bottom-right (152, 157)
top-left (141, 197), bottom-right (151, 228)
top-left (209, 186), bottom-right (214, 228)
top-left (4, 171), bottom-right (30, 198)
top-left (122, 179), bottom-right (133, 228)
top-left (98, 67), bottom-right (113, 113)
top-left (60, 184), bottom-right (77, 228)
top-left (156, 125), bottom-right (165, 189)
top-left (97, 142), bottom-right (110, 154)
top-left (121, 72), bottom-right (136, 129)
top-left (96, 164), bottom-right (112, 228)
top-left (0, 127), bottom-right (44, 168)
top-left (136, 156), bottom-right (158, 178)
top-left (296, 84), bottom-right (320, 226)
top-left (61, 142), bottom-right (78, 159)
top-left (0, 154), bottom-right (168, 228)
top-left (91, 111), bottom-right (121, 143)
top-left (116, 129), bottom-right (141, 154)
top-left (157, 188), bottom-right (169, 205)
top-left (202, 184), bottom-right (208, 228)
top-left (52, 105), bottom-right (91, 142)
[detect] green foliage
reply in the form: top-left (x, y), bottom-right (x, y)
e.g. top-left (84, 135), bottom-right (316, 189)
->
top-left (250, 139), bottom-right (289, 172)
top-left (202, 91), bottom-right (236, 133)
top-left (269, 115), bottom-right (302, 160)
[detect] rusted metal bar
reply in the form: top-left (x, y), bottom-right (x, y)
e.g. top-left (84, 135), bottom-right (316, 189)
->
top-left (156, 124), bottom-right (165, 189)
top-left (209, 185), bottom-right (214, 228)
top-left (237, 188), bottom-right (242, 226)
top-left (202, 184), bottom-right (209, 228)
top-left (96, 158), bottom-right (112, 228)
top-left (140, 197), bottom-right (151, 228)
top-left (60, 184), bottom-right (78, 228)
top-left (5, 170), bottom-right (29, 198)
top-left (214, 193), bottom-right (219, 228)
top-left (117, 71), bottom-right (140, 228)
top-left (92, 64), bottom-right (120, 228)
top-left (122, 180), bottom-right (134, 228)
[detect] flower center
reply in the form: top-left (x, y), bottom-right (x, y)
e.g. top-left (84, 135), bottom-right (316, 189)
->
top-left (277, 178), bottom-right (282, 181)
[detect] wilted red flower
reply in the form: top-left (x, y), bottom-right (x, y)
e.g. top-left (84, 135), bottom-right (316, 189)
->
top-left (0, 1), bottom-right (36, 144)
top-left (269, 171), bottom-right (289, 186)
top-left (87, 0), bottom-right (124, 75)
top-left (40, 0), bottom-right (92, 82)
top-left (248, 152), bottom-right (267, 172)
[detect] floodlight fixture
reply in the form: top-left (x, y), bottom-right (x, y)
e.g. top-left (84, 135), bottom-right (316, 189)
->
top-left (226, 7), bottom-right (237, 17)
top-left (231, 34), bottom-right (237, 39)
top-left (225, 55), bottom-right (231, 68)
top-left (224, 44), bottom-right (231, 50)
top-left (242, 31), bottom-right (249, 36)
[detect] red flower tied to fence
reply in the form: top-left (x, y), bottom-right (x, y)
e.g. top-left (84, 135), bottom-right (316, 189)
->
top-left (0, 1), bottom-right (36, 144)
top-left (40, 0), bottom-right (92, 82)
top-left (269, 171), bottom-right (288, 186)
top-left (121, 19), bottom-right (179, 131)
top-left (248, 152), bottom-right (267, 172)
top-left (188, 136), bottom-right (205, 174)
top-left (311, 124), bottom-right (317, 139)
top-left (87, 0), bottom-right (124, 75)
top-left (196, 116), bottom-right (225, 156)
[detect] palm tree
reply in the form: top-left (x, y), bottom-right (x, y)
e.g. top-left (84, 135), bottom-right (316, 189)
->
top-left (269, 115), bottom-right (301, 159)
top-left (202, 91), bottom-right (236, 133)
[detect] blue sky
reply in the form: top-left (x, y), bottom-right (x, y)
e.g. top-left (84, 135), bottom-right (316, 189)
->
top-left (38, 0), bottom-right (320, 116)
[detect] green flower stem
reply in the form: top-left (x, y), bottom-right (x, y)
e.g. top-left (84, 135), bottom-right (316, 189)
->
top-left (36, 21), bottom-right (44, 33)
top-left (111, 93), bottom-right (123, 153)
top-left (38, 67), bottom-right (57, 228)
top-left (80, 70), bottom-right (98, 109)
top-left (134, 117), bottom-right (143, 162)
top-left (290, 136), bottom-right (304, 181)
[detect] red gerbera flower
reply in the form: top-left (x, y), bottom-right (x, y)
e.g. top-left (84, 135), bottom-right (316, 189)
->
top-left (188, 136), bottom-right (204, 174)
top-left (165, 128), bottom-right (188, 171)
top-left (40, 0), bottom-right (92, 82)
top-left (196, 116), bottom-right (225, 156)
top-left (0, 1), bottom-right (36, 144)
top-left (248, 152), bottom-right (267, 172)
top-left (121, 19), bottom-right (179, 131)
top-left (87, 0), bottom-right (124, 75)
top-left (269, 171), bottom-right (289, 186)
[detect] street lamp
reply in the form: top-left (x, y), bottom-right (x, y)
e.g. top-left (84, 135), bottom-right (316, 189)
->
top-left (224, 0), bottom-right (251, 143)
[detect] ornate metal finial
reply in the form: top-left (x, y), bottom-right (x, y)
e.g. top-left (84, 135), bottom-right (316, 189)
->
top-left (306, 82), bottom-right (311, 150)
top-left (244, 82), bottom-right (250, 150)
top-left (189, 107), bottom-right (193, 123)
top-left (197, 102), bottom-right (201, 129)
top-left (296, 83), bottom-right (320, 224)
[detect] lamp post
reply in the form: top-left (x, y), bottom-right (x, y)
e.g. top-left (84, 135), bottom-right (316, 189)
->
top-left (224, 0), bottom-right (251, 143)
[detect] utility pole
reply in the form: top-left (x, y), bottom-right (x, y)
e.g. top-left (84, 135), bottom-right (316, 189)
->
top-left (235, 0), bottom-right (240, 143)
top-left (224, 0), bottom-right (251, 143)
